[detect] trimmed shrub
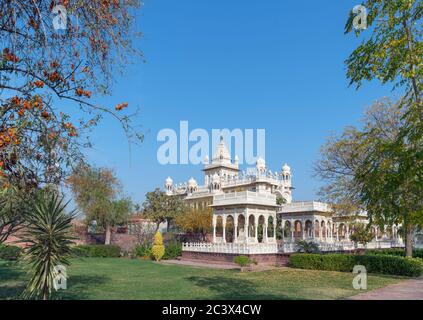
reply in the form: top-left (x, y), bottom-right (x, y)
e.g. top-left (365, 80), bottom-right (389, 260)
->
top-left (163, 242), bottom-right (182, 260)
top-left (72, 245), bottom-right (121, 258)
top-left (355, 255), bottom-right (423, 277)
top-left (0, 244), bottom-right (22, 261)
top-left (234, 255), bottom-right (251, 268)
top-left (366, 248), bottom-right (423, 260)
top-left (289, 253), bottom-right (354, 272)
top-left (133, 244), bottom-right (153, 259)
top-left (152, 232), bottom-right (165, 261)
top-left (289, 253), bottom-right (423, 277)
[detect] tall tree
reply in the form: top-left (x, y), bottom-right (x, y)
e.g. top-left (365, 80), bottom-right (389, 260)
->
top-left (345, 0), bottom-right (421, 106)
top-left (0, 0), bottom-right (143, 194)
top-left (174, 207), bottom-right (213, 241)
top-left (316, 99), bottom-right (423, 256)
top-left (67, 163), bottom-right (132, 244)
top-left (341, 0), bottom-right (423, 256)
top-left (142, 189), bottom-right (186, 232)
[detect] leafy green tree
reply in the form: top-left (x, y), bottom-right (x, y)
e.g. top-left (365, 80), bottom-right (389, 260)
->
top-left (350, 223), bottom-right (375, 249)
top-left (21, 191), bottom-right (75, 300)
top-left (345, 0), bottom-right (421, 106)
top-left (0, 186), bottom-right (31, 243)
top-left (316, 99), bottom-right (423, 256)
top-left (67, 163), bottom-right (132, 244)
top-left (335, 1), bottom-right (423, 257)
top-left (276, 195), bottom-right (286, 206)
top-left (142, 188), bottom-right (186, 232)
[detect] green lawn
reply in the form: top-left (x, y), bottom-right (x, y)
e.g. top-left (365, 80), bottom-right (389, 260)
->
top-left (0, 258), bottom-right (403, 300)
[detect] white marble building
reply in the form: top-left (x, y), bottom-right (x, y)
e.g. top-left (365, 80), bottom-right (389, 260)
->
top-left (165, 138), bottom-right (403, 254)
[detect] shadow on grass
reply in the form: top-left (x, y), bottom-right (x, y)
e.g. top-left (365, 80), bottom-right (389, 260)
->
top-left (58, 274), bottom-right (110, 300)
top-left (185, 275), bottom-right (291, 300)
top-left (0, 261), bottom-right (26, 299)
top-left (0, 261), bottom-right (109, 300)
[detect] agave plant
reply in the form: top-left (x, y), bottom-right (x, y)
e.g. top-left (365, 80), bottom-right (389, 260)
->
top-left (21, 191), bottom-right (76, 300)
top-left (296, 240), bottom-right (320, 254)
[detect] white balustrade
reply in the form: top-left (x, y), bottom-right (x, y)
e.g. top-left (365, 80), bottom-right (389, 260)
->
top-left (183, 240), bottom-right (405, 255)
top-left (182, 242), bottom-right (279, 254)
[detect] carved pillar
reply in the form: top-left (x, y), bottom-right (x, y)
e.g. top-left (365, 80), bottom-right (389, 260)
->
top-left (234, 222), bottom-right (238, 244)
top-left (335, 224), bottom-right (339, 241)
top-left (245, 218), bottom-right (249, 244)
top-left (273, 215), bottom-right (277, 241)
top-left (222, 216), bottom-right (226, 243)
top-left (254, 216), bottom-right (258, 243)
top-left (212, 216), bottom-right (217, 243)
top-left (264, 223), bottom-right (268, 243)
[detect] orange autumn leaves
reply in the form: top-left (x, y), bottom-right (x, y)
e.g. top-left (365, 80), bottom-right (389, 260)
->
top-left (2, 48), bottom-right (19, 63)
top-left (76, 87), bottom-right (91, 98)
top-left (0, 127), bottom-right (20, 149)
top-left (34, 80), bottom-right (45, 88)
top-left (11, 95), bottom-right (44, 119)
top-left (115, 102), bottom-right (128, 111)
top-left (64, 122), bottom-right (77, 137)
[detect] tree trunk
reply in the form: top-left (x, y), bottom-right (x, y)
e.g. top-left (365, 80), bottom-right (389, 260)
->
top-left (43, 282), bottom-right (49, 300)
top-left (405, 223), bottom-right (414, 258)
top-left (105, 224), bottom-right (111, 245)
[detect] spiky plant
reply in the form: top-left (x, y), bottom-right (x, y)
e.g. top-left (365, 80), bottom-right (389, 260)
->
top-left (296, 240), bottom-right (320, 254)
top-left (21, 191), bottom-right (76, 300)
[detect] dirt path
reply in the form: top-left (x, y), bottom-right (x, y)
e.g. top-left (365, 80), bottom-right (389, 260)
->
top-left (349, 278), bottom-right (423, 300)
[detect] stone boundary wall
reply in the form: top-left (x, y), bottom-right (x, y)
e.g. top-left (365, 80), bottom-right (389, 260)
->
top-left (182, 251), bottom-right (291, 267)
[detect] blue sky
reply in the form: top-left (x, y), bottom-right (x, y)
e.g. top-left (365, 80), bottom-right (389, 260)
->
top-left (83, 0), bottom-right (398, 205)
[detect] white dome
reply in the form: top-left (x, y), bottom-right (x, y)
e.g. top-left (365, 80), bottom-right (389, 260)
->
top-left (165, 176), bottom-right (173, 186)
top-left (282, 163), bottom-right (291, 173)
top-left (188, 177), bottom-right (198, 187)
top-left (256, 156), bottom-right (266, 169)
top-left (203, 155), bottom-right (209, 164)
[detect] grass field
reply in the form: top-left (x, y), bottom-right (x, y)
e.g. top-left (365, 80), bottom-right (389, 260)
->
top-left (0, 258), bottom-right (403, 300)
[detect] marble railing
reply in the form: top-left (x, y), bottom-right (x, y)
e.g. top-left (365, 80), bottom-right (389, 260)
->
top-left (212, 191), bottom-right (276, 207)
top-left (282, 240), bottom-right (404, 253)
top-left (183, 240), bottom-right (404, 255)
top-left (182, 242), bottom-right (279, 254)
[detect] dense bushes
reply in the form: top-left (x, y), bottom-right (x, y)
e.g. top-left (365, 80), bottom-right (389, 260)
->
top-left (134, 242), bottom-right (182, 260)
top-left (355, 255), bottom-right (423, 277)
top-left (133, 244), bottom-right (153, 259)
top-left (366, 248), bottom-right (423, 260)
top-left (0, 244), bottom-right (22, 261)
top-left (289, 253), bottom-right (423, 277)
top-left (72, 245), bottom-right (121, 258)
top-left (163, 242), bottom-right (182, 260)
top-left (234, 255), bottom-right (251, 268)
top-left (289, 254), bottom-right (354, 272)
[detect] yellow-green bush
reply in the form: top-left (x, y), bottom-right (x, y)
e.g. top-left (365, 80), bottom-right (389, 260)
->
top-left (152, 231), bottom-right (165, 261)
